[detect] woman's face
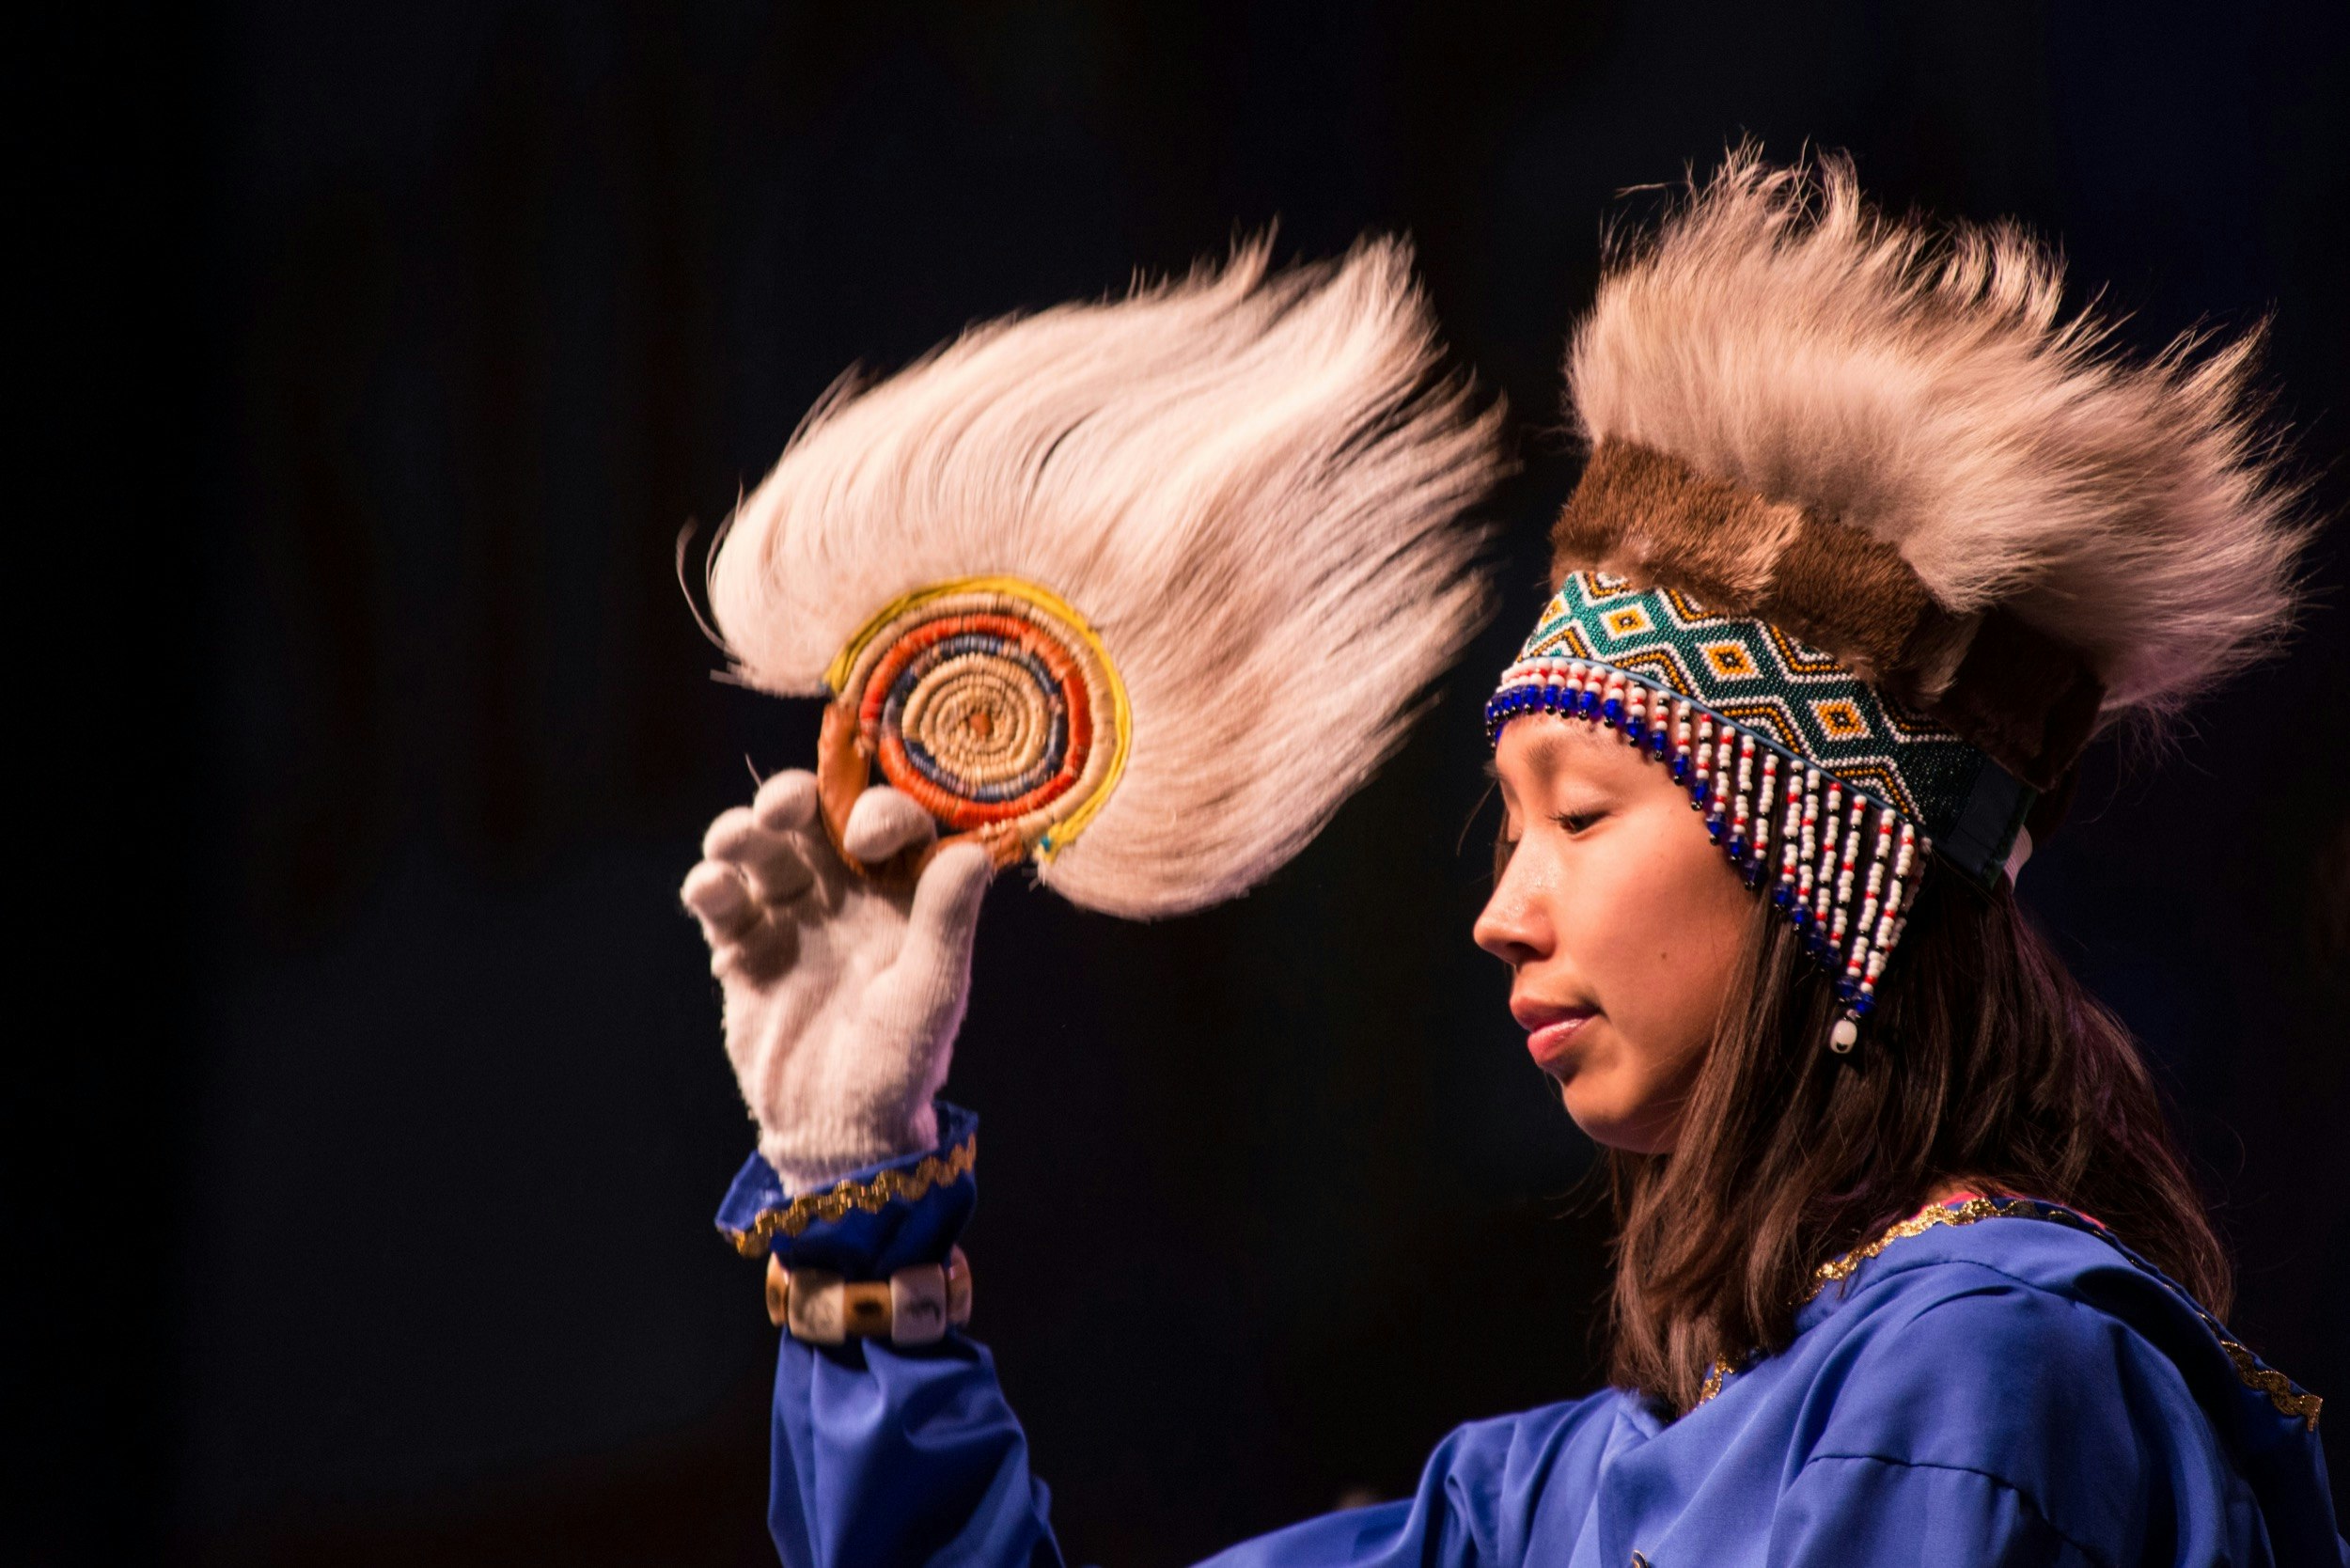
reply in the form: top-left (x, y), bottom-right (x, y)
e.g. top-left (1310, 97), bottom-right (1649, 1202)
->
top-left (1475, 713), bottom-right (1754, 1153)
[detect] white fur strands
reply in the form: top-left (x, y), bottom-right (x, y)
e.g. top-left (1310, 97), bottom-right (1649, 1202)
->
top-left (709, 238), bottom-right (1505, 917)
top-left (1568, 149), bottom-right (2308, 719)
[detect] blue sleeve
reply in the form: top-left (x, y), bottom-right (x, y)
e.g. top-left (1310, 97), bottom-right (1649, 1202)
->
top-left (715, 1103), bottom-right (1621, 1568)
top-left (1196, 1399), bottom-right (1622, 1567)
top-left (1785, 1264), bottom-right (2274, 1568)
top-left (1769, 1454), bottom-right (2095, 1566)
top-left (716, 1103), bottom-right (1060, 1568)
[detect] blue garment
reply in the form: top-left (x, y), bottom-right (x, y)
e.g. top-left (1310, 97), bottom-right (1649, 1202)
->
top-left (715, 1105), bottom-right (2342, 1567)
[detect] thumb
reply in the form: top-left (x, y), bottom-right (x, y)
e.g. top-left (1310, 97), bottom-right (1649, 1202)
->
top-left (892, 839), bottom-right (993, 998)
top-left (865, 839), bottom-right (993, 1087)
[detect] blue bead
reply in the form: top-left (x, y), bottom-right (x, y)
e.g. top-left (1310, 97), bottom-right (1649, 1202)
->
top-left (1727, 836), bottom-right (1746, 859)
top-left (1670, 758), bottom-right (1689, 782)
top-left (1579, 691), bottom-right (1600, 718)
top-left (1706, 819), bottom-right (1725, 841)
top-left (1853, 996), bottom-right (1876, 1018)
top-left (1602, 698), bottom-right (1622, 724)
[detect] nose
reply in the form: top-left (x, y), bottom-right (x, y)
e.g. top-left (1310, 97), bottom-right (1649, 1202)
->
top-left (1474, 839), bottom-right (1551, 967)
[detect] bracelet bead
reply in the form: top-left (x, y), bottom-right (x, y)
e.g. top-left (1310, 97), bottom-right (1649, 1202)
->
top-left (764, 1247), bottom-right (974, 1344)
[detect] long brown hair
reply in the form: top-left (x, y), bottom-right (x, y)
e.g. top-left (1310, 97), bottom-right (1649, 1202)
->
top-left (1605, 869), bottom-right (2232, 1413)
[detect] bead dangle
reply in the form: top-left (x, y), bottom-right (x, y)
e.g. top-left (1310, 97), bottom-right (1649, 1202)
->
top-left (1484, 659), bottom-right (1933, 1053)
top-left (1751, 753), bottom-right (1778, 886)
top-left (1776, 773), bottom-right (1804, 902)
top-left (1812, 784), bottom-right (1842, 939)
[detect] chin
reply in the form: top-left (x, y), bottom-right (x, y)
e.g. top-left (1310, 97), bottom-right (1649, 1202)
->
top-left (1559, 1087), bottom-right (1676, 1154)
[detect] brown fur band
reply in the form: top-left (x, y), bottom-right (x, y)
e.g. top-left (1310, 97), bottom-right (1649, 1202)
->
top-left (1552, 442), bottom-right (2102, 790)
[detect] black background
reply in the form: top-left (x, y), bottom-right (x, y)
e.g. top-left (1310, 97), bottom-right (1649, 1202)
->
top-left (31, 1), bottom-right (2349, 1562)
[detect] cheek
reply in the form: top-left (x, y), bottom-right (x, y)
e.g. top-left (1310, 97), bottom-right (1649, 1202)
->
top-left (1568, 805), bottom-right (1750, 1060)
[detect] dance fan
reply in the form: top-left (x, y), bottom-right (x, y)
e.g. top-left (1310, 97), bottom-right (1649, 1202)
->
top-left (705, 239), bottom-right (1506, 917)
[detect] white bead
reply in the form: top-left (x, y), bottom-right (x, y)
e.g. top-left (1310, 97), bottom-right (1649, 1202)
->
top-left (890, 1263), bottom-right (950, 1345)
top-left (1829, 1018), bottom-right (1858, 1054)
top-left (787, 1268), bottom-right (848, 1345)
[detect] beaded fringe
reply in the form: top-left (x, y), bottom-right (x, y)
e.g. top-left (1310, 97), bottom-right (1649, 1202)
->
top-left (1485, 657), bottom-right (1929, 1051)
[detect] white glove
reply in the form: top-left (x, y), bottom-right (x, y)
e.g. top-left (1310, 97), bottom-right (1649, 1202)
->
top-left (681, 770), bottom-right (993, 1193)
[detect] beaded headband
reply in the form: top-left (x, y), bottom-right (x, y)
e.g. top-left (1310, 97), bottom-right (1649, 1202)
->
top-left (1486, 572), bottom-right (2037, 1049)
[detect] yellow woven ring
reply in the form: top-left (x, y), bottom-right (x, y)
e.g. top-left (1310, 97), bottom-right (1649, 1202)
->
top-left (825, 575), bottom-right (1131, 859)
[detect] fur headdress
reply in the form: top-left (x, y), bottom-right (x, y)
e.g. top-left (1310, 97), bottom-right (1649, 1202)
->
top-left (712, 239), bottom-right (1504, 917)
top-left (1486, 150), bottom-right (2307, 1045)
top-left (1557, 149), bottom-right (2306, 777)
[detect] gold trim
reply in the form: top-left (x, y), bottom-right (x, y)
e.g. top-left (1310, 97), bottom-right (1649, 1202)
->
top-left (721, 1136), bottom-right (977, 1259)
top-left (1807, 1195), bottom-right (2018, 1294)
top-left (2219, 1340), bottom-right (2325, 1432)
top-left (819, 575), bottom-right (1132, 860)
top-left (1691, 1197), bottom-right (2322, 1428)
top-left (1695, 1356), bottom-right (1740, 1405)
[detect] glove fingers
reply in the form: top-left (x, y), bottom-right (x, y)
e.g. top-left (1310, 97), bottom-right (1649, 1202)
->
top-left (681, 859), bottom-right (760, 938)
top-left (701, 805), bottom-right (760, 862)
top-left (842, 785), bottom-right (938, 864)
top-left (751, 770), bottom-right (821, 833)
top-left (703, 808), bottom-right (818, 906)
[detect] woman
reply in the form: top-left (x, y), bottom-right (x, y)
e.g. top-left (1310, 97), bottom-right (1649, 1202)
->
top-left (682, 156), bottom-right (2341, 1565)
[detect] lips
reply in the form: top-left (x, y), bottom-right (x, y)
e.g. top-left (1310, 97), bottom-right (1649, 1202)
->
top-left (1517, 1007), bottom-right (1596, 1071)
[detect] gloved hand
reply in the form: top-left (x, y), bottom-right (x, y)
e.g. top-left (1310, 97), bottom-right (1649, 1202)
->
top-left (682, 770), bottom-right (993, 1193)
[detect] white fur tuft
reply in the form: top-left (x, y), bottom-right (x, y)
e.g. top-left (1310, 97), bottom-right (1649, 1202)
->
top-left (710, 238), bottom-right (1504, 917)
top-left (1568, 149), bottom-right (2307, 718)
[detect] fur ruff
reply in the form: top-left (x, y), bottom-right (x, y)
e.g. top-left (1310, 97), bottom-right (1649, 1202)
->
top-left (710, 238), bottom-right (1504, 917)
top-left (1565, 149), bottom-right (2307, 720)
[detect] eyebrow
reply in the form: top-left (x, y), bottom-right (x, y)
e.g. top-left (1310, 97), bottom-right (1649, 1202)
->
top-left (1512, 730), bottom-right (1571, 782)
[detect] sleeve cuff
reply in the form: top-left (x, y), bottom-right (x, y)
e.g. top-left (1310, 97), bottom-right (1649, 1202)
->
top-left (713, 1101), bottom-right (977, 1279)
